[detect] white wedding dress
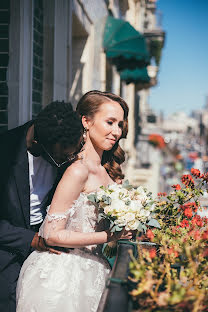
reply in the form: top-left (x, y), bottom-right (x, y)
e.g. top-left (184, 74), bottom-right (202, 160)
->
top-left (16, 192), bottom-right (110, 312)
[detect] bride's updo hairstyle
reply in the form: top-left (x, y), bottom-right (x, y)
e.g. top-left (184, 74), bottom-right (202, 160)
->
top-left (76, 90), bottom-right (129, 182)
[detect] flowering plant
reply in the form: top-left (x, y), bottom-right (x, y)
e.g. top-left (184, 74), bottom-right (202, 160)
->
top-left (88, 181), bottom-right (158, 257)
top-left (129, 169), bottom-right (208, 312)
top-left (148, 133), bottom-right (165, 149)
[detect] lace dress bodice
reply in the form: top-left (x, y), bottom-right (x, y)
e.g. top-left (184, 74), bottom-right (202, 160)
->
top-left (38, 192), bottom-right (106, 256)
top-left (68, 192), bottom-right (98, 233)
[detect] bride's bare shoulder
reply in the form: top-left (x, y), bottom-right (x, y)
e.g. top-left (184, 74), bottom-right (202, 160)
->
top-left (63, 160), bottom-right (89, 183)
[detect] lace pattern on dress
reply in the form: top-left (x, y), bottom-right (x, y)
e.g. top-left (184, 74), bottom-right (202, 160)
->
top-left (38, 206), bottom-right (76, 240)
top-left (46, 206), bottom-right (75, 221)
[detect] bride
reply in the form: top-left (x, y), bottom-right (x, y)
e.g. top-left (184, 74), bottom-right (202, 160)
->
top-left (16, 90), bottom-right (131, 312)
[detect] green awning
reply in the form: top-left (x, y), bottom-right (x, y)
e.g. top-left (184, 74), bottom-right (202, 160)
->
top-left (120, 67), bottom-right (150, 85)
top-left (103, 16), bottom-right (150, 70)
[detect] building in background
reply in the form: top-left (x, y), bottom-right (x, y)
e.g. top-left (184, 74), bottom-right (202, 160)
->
top-left (104, 0), bottom-right (165, 195)
top-left (0, 0), bottom-right (109, 131)
top-left (0, 0), bottom-right (165, 193)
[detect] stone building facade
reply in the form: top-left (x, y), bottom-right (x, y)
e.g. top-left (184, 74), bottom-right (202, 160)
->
top-left (0, 0), bottom-right (165, 193)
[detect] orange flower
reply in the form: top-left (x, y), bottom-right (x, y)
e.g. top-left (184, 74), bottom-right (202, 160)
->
top-left (146, 229), bottom-right (154, 241)
top-left (179, 219), bottom-right (189, 228)
top-left (149, 248), bottom-right (157, 259)
top-left (202, 230), bottom-right (208, 240)
top-left (191, 168), bottom-right (201, 178)
top-left (168, 247), bottom-right (179, 258)
top-left (157, 192), bottom-right (167, 197)
top-left (172, 184), bottom-right (181, 190)
top-left (191, 215), bottom-right (203, 227)
top-left (181, 202), bottom-right (198, 213)
top-left (148, 134), bottom-right (165, 149)
top-left (184, 207), bottom-right (193, 219)
top-left (181, 174), bottom-right (194, 188)
top-left (188, 230), bottom-right (201, 241)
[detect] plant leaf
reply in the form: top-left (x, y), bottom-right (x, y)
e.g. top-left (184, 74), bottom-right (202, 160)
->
top-left (87, 194), bottom-right (97, 203)
top-left (102, 195), bottom-right (112, 205)
top-left (147, 218), bottom-right (161, 229)
top-left (137, 221), bottom-right (147, 233)
top-left (122, 180), bottom-right (133, 190)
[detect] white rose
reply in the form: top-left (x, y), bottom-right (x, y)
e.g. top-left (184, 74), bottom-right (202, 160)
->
top-left (139, 208), bottom-right (151, 219)
top-left (115, 216), bottom-right (127, 227)
top-left (136, 186), bottom-right (146, 195)
top-left (108, 184), bottom-right (122, 192)
top-left (126, 219), bottom-right (140, 230)
top-left (110, 198), bottom-right (126, 212)
top-left (123, 212), bottom-right (135, 223)
top-left (109, 191), bottom-right (121, 201)
top-left (97, 189), bottom-right (107, 201)
top-left (135, 187), bottom-right (148, 203)
top-left (129, 200), bottom-right (142, 212)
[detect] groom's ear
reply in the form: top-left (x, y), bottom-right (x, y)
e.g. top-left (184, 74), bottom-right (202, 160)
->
top-left (31, 138), bottom-right (42, 151)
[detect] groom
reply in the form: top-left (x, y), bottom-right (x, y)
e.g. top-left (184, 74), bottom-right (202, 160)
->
top-left (0, 101), bottom-right (83, 312)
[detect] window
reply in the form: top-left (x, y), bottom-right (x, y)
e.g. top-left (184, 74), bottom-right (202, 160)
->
top-left (0, 0), bottom-right (9, 133)
top-left (32, 0), bottom-right (44, 118)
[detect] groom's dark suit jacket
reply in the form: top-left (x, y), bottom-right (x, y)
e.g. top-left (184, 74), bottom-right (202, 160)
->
top-left (0, 122), bottom-right (58, 312)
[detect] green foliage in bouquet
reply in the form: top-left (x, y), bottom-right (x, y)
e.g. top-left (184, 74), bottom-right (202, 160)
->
top-left (129, 169), bottom-right (208, 312)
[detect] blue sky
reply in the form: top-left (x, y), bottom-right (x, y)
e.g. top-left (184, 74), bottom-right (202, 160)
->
top-left (149, 0), bottom-right (208, 117)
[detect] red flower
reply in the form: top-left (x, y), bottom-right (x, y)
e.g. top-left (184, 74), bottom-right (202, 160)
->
top-left (172, 184), bottom-right (181, 190)
top-left (146, 229), bottom-right (154, 241)
top-left (180, 202), bottom-right (198, 213)
top-left (184, 207), bottom-right (193, 219)
top-left (202, 216), bottom-right (208, 225)
top-left (191, 215), bottom-right (203, 227)
top-left (202, 230), bottom-right (208, 240)
top-left (179, 219), bottom-right (189, 228)
top-left (193, 230), bottom-right (201, 240)
top-left (168, 247), bottom-right (179, 258)
top-left (181, 174), bottom-right (194, 188)
top-left (149, 248), bottom-right (157, 259)
top-left (191, 168), bottom-right (201, 178)
top-left (148, 134), bottom-right (165, 149)
top-left (157, 192), bottom-right (167, 197)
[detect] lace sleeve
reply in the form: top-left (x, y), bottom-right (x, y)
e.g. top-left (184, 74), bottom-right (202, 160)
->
top-left (38, 206), bottom-right (75, 240)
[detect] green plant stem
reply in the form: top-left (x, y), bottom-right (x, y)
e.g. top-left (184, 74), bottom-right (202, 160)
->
top-left (154, 268), bottom-right (166, 299)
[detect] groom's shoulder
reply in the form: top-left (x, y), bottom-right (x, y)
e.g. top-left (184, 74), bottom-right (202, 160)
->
top-left (0, 121), bottom-right (31, 146)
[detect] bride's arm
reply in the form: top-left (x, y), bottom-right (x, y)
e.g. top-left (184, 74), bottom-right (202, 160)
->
top-left (40, 163), bottom-right (131, 248)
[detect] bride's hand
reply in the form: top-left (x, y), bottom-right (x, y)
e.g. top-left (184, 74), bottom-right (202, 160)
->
top-left (119, 229), bottom-right (134, 240)
top-left (106, 229), bottom-right (133, 242)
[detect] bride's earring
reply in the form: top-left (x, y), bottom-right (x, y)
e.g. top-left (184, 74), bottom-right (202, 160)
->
top-left (83, 127), bottom-right (87, 141)
top-left (81, 127), bottom-right (87, 147)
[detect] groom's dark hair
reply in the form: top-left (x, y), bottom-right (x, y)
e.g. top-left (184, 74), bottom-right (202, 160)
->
top-left (34, 101), bottom-right (83, 148)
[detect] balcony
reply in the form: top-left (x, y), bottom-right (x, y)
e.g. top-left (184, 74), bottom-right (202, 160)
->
top-left (144, 28), bottom-right (165, 42)
top-left (146, 0), bottom-right (157, 10)
top-left (144, 29), bottom-right (165, 66)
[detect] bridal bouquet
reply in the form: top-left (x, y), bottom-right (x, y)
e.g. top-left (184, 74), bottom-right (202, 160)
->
top-left (88, 181), bottom-right (159, 257)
